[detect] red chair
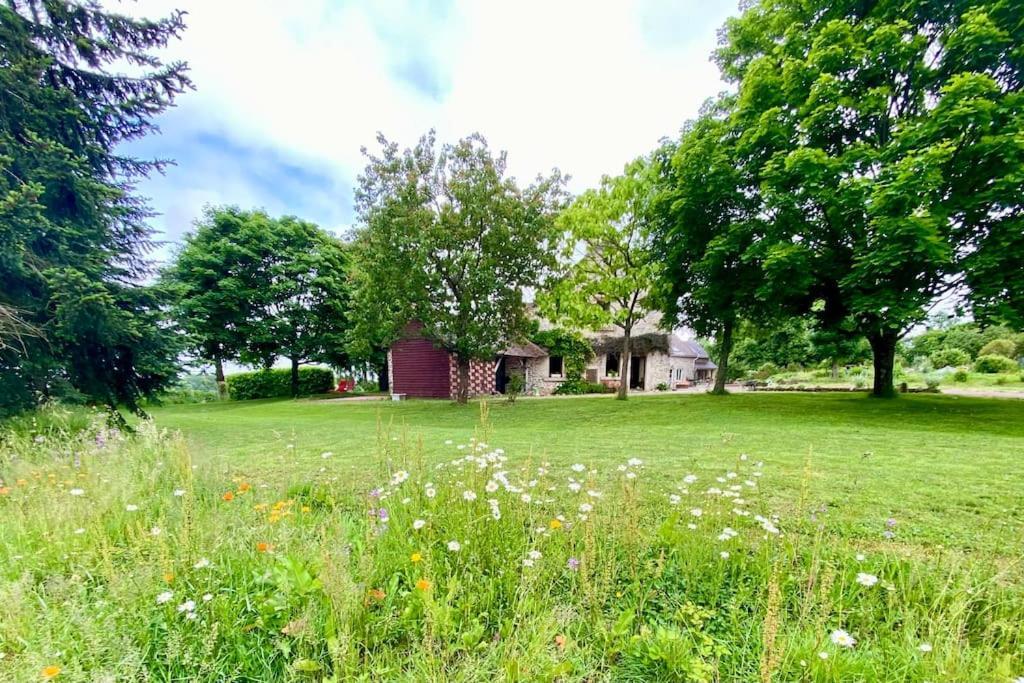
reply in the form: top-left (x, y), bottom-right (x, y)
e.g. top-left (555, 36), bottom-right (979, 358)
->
top-left (336, 378), bottom-right (355, 393)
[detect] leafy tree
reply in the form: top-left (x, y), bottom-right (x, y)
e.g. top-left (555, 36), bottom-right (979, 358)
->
top-left (540, 160), bottom-right (659, 399)
top-left (0, 1), bottom-right (191, 417)
top-left (978, 338), bottom-right (1017, 359)
top-left (165, 209), bottom-right (350, 398)
top-left (354, 131), bottom-right (566, 403)
top-left (716, 0), bottom-right (1024, 397)
top-left (649, 105), bottom-right (768, 394)
top-left (930, 347), bottom-right (971, 369)
top-left (242, 217), bottom-right (350, 397)
top-left (162, 207), bottom-right (269, 398)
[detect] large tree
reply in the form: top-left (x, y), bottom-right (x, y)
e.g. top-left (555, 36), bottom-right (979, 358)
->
top-left (650, 104), bottom-right (768, 394)
top-left (715, 0), bottom-right (1024, 397)
top-left (162, 207), bottom-right (271, 398)
top-left (540, 160), bottom-right (660, 400)
top-left (354, 131), bottom-right (566, 403)
top-left (165, 208), bottom-right (350, 398)
top-left (243, 216), bottom-right (351, 397)
top-left (0, 1), bottom-right (191, 416)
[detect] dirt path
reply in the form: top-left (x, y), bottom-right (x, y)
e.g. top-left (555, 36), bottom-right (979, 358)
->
top-left (939, 388), bottom-right (1024, 400)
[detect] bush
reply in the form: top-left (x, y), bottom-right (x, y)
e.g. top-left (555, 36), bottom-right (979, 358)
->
top-left (655, 382), bottom-right (669, 391)
top-left (505, 374), bottom-right (525, 404)
top-left (973, 354), bottom-right (1018, 374)
top-left (227, 367), bottom-right (335, 400)
top-left (924, 375), bottom-right (941, 392)
top-left (978, 338), bottom-right (1017, 359)
top-left (952, 369), bottom-right (969, 383)
top-left (752, 362), bottom-right (779, 380)
top-left (929, 347), bottom-right (970, 369)
top-left (553, 379), bottom-right (614, 395)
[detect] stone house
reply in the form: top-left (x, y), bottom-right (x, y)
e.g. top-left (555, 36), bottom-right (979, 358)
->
top-left (389, 313), bottom-right (716, 399)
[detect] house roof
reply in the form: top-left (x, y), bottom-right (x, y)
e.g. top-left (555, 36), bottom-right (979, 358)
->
top-left (694, 358), bottom-right (718, 369)
top-left (501, 340), bottom-right (548, 358)
top-left (670, 336), bottom-right (712, 360)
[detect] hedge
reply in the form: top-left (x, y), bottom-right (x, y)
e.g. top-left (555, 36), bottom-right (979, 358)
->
top-left (226, 367), bottom-right (335, 400)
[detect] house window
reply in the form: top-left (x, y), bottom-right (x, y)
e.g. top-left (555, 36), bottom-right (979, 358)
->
top-left (549, 355), bottom-right (563, 377)
top-left (674, 368), bottom-right (684, 381)
top-left (605, 353), bottom-right (620, 376)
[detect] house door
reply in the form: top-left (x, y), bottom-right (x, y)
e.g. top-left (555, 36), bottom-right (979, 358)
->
top-left (629, 355), bottom-right (645, 390)
top-left (495, 356), bottom-right (508, 393)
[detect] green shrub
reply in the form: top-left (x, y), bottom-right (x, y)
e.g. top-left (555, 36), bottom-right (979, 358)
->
top-left (753, 362), bottom-right (779, 380)
top-left (655, 382), bottom-right (669, 391)
top-left (978, 338), bottom-right (1017, 359)
top-left (505, 374), bottom-right (525, 404)
top-left (553, 379), bottom-right (613, 395)
top-left (952, 369), bottom-right (969, 382)
top-left (995, 376), bottom-right (1008, 386)
top-left (227, 367), bottom-right (335, 400)
top-left (973, 354), bottom-right (1018, 374)
top-left (929, 347), bottom-right (970, 369)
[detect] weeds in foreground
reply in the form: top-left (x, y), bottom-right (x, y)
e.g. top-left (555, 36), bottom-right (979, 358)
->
top-left (0, 405), bottom-right (1021, 681)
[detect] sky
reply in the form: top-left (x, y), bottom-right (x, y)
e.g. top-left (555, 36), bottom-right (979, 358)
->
top-left (112, 0), bottom-right (740, 263)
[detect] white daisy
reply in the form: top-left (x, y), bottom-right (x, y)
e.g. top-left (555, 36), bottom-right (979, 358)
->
top-left (830, 629), bottom-right (856, 648)
top-left (413, 519), bottom-right (426, 530)
top-left (193, 558), bottom-right (211, 569)
top-left (447, 540), bottom-right (461, 552)
top-left (462, 490), bottom-right (477, 501)
top-left (156, 591), bottom-right (174, 605)
top-left (177, 600), bottom-right (196, 613)
top-left (125, 504), bottom-right (139, 512)
top-left (856, 573), bottom-right (879, 587)
top-left (69, 488), bottom-right (85, 496)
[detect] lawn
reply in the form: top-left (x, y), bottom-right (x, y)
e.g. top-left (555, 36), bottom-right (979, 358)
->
top-left (1, 393), bottom-right (1022, 681)
top-left (150, 392), bottom-right (1024, 555)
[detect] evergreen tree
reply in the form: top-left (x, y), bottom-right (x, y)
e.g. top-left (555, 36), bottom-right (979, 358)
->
top-left (0, 1), bottom-right (191, 416)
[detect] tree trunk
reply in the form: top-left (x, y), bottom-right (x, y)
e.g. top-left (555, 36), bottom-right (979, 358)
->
top-left (290, 357), bottom-right (300, 397)
top-left (617, 329), bottom-right (631, 401)
top-left (711, 317), bottom-right (734, 395)
top-left (868, 332), bottom-right (898, 398)
top-left (214, 355), bottom-right (228, 400)
top-left (455, 355), bottom-right (471, 404)
top-left (377, 357), bottom-right (390, 392)
top-left (831, 360), bottom-right (839, 381)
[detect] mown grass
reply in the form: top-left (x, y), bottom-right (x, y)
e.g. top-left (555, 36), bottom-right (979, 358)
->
top-left (0, 395), bottom-right (1021, 681)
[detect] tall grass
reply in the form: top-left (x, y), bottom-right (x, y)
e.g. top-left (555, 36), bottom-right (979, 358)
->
top-left (0, 404), bottom-right (1021, 681)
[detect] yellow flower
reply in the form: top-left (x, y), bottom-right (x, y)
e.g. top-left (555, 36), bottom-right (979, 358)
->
top-left (301, 506), bottom-right (311, 513)
top-left (416, 578), bottom-right (431, 591)
top-left (42, 665), bottom-right (61, 679)
top-left (163, 573), bottom-right (174, 583)
top-left (410, 552), bottom-right (422, 563)
top-left (549, 519), bottom-right (562, 530)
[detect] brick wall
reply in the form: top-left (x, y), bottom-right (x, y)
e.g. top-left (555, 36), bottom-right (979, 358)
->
top-left (448, 357), bottom-right (496, 399)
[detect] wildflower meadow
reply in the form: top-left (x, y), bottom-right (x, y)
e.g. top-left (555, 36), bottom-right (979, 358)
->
top-left (0, 403), bottom-right (1022, 682)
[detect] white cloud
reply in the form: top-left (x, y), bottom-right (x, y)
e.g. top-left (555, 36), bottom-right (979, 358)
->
top-left (110, 0), bottom-right (737, 250)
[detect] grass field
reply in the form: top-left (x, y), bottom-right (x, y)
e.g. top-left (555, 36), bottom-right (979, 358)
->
top-left (1, 393), bottom-right (1022, 681)
top-left (150, 393), bottom-right (1024, 555)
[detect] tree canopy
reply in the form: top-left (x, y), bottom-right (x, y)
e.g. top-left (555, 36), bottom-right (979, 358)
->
top-left (164, 208), bottom-right (350, 398)
top-left (353, 131), bottom-right (566, 403)
top-left (540, 160), bottom-right (660, 399)
top-left (678, 0), bottom-right (1024, 397)
top-left (0, 0), bottom-right (191, 417)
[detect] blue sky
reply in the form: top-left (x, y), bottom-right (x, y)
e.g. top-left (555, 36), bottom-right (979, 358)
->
top-left (115, 0), bottom-right (739, 262)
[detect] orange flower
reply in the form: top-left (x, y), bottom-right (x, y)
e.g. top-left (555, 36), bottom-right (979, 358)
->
top-left (549, 519), bottom-right (562, 530)
top-left (222, 491), bottom-right (235, 502)
top-left (163, 573), bottom-right (174, 583)
top-left (416, 578), bottom-right (431, 591)
top-left (256, 542), bottom-right (271, 553)
top-left (410, 552), bottom-right (422, 563)
top-left (367, 588), bottom-right (386, 601)
top-left (42, 665), bottom-right (61, 679)
top-left (0, 487), bottom-right (9, 495)
top-left (554, 634), bottom-right (567, 650)
top-left (238, 482), bottom-right (251, 493)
